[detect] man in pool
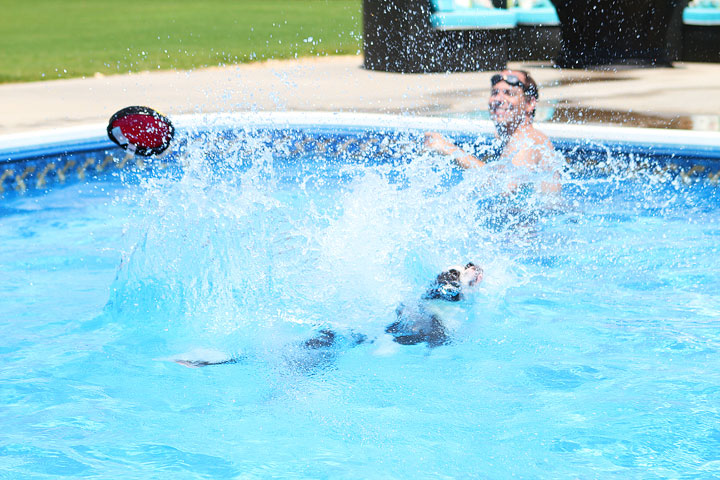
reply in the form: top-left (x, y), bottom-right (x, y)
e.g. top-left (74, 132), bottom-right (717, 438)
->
top-left (425, 70), bottom-right (562, 194)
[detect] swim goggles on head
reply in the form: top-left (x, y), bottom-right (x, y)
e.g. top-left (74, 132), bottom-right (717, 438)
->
top-left (491, 74), bottom-right (538, 99)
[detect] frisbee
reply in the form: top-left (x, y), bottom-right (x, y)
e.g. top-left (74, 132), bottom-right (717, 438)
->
top-left (107, 106), bottom-right (175, 156)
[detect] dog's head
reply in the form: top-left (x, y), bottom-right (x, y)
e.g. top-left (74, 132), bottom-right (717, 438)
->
top-left (423, 262), bottom-right (483, 302)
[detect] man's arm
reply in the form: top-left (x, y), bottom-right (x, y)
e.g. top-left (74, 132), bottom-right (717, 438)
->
top-left (424, 132), bottom-right (486, 169)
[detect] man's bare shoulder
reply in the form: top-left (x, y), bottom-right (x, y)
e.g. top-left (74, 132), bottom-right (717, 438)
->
top-left (525, 125), bottom-right (554, 150)
top-left (506, 124), bottom-right (552, 149)
top-left (504, 123), bottom-right (546, 152)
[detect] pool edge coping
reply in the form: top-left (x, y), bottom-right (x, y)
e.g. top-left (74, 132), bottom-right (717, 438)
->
top-left (1, 111), bottom-right (719, 161)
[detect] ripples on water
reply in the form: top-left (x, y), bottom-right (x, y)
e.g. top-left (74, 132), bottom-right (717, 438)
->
top-left (2, 129), bottom-right (719, 478)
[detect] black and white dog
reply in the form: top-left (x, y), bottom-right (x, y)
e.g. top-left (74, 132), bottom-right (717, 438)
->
top-left (385, 262), bottom-right (483, 347)
top-left (172, 262), bottom-right (482, 367)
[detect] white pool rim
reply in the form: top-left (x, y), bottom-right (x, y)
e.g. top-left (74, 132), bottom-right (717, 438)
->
top-left (1, 111), bottom-right (719, 158)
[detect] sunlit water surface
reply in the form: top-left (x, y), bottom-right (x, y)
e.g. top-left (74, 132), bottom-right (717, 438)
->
top-left (2, 133), bottom-right (719, 479)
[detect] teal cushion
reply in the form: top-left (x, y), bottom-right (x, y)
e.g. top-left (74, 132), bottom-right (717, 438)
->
top-left (514, 7), bottom-right (560, 25)
top-left (430, 10), bottom-right (517, 29)
top-left (683, 7), bottom-right (720, 25)
top-left (430, 0), bottom-right (456, 11)
top-left (430, 0), bottom-right (493, 12)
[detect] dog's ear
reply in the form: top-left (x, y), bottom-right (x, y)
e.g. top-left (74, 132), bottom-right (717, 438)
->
top-left (436, 269), bottom-right (461, 285)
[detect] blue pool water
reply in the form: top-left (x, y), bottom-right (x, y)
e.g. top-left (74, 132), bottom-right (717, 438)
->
top-left (2, 122), bottom-right (720, 479)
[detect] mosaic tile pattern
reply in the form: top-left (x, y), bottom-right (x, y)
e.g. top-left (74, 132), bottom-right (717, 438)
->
top-left (1, 129), bottom-right (718, 198)
top-left (0, 149), bottom-right (178, 196)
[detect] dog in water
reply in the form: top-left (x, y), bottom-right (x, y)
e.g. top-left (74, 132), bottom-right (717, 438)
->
top-left (385, 262), bottom-right (483, 347)
top-left (172, 262), bottom-right (482, 367)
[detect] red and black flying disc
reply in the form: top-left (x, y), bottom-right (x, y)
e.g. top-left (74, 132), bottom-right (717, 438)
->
top-left (107, 106), bottom-right (175, 156)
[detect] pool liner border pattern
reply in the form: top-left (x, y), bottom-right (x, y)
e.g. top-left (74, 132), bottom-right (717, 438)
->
top-left (1, 112), bottom-right (719, 197)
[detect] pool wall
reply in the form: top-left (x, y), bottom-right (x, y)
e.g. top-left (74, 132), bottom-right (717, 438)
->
top-left (1, 112), bottom-right (719, 197)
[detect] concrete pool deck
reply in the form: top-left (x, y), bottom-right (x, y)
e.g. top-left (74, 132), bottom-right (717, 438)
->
top-left (2, 55), bottom-right (720, 135)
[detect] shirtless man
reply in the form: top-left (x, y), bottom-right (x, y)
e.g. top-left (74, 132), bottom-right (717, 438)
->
top-left (425, 70), bottom-right (561, 194)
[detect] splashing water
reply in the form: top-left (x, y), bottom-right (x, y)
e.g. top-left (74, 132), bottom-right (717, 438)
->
top-left (107, 129), bottom-right (546, 359)
top-left (3, 124), bottom-right (720, 478)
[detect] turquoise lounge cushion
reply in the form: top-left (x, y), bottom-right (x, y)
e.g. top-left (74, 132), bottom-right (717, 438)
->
top-left (430, 0), bottom-right (494, 12)
top-left (511, 0), bottom-right (560, 25)
top-left (683, 7), bottom-right (720, 25)
top-left (430, 9), bottom-right (516, 29)
top-left (430, 0), bottom-right (456, 11)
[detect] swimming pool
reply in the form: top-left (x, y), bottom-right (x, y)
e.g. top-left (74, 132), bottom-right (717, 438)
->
top-left (2, 113), bottom-right (720, 479)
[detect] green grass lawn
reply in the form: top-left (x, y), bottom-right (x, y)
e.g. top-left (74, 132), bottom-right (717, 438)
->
top-left (0, 0), bottom-right (362, 83)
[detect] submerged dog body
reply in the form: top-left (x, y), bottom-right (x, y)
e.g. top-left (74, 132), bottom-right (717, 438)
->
top-left (172, 262), bottom-right (483, 367)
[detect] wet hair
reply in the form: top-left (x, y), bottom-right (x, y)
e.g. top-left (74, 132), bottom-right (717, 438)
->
top-left (514, 69), bottom-right (538, 118)
top-left (514, 70), bottom-right (538, 100)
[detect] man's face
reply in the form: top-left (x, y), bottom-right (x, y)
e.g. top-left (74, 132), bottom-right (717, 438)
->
top-left (488, 70), bottom-right (534, 131)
